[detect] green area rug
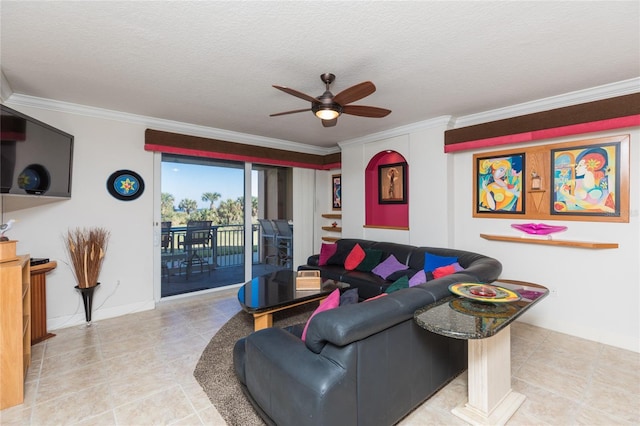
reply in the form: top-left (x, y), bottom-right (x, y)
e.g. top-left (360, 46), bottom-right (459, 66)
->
top-left (194, 303), bottom-right (317, 425)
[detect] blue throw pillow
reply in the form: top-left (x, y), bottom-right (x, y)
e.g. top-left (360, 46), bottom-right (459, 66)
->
top-left (424, 253), bottom-right (458, 273)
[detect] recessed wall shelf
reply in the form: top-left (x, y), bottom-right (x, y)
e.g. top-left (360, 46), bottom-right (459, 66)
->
top-left (321, 214), bottom-right (342, 243)
top-left (480, 234), bottom-right (618, 249)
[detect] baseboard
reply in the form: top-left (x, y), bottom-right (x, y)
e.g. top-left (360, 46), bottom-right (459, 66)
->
top-left (48, 300), bottom-right (156, 331)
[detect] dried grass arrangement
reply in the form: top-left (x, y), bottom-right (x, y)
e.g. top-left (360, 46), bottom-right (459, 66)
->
top-left (65, 227), bottom-right (110, 289)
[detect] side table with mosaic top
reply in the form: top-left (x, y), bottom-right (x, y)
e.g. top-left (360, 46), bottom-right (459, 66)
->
top-left (414, 279), bottom-right (549, 426)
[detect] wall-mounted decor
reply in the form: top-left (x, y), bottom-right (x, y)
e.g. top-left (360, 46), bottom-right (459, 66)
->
top-left (473, 134), bottom-right (629, 222)
top-left (331, 175), bottom-right (342, 210)
top-left (106, 169), bottom-right (145, 201)
top-left (332, 174), bottom-right (341, 210)
top-left (475, 153), bottom-right (525, 215)
top-left (378, 162), bottom-right (407, 204)
top-left (365, 151), bottom-right (409, 229)
top-left (551, 140), bottom-right (622, 217)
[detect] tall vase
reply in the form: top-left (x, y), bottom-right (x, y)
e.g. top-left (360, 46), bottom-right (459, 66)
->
top-left (75, 282), bottom-right (100, 326)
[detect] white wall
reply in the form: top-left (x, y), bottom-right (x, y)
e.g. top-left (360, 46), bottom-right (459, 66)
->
top-left (339, 123), bottom-right (639, 352)
top-left (0, 100), bottom-right (324, 330)
top-left (340, 117), bottom-right (455, 247)
top-left (452, 128), bottom-right (640, 352)
top-left (1, 104), bottom-right (156, 328)
top-left (3, 92), bottom-right (638, 352)
top-left (292, 167), bottom-right (315, 267)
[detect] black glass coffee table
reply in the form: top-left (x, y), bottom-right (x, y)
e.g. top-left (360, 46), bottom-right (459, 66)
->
top-left (238, 270), bottom-right (348, 331)
top-left (414, 279), bottom-right (548, 426)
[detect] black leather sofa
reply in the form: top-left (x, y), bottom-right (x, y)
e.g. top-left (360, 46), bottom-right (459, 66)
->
top-left (299, 238), bottom-right (502, 300)
top-left (234, 239), bottom-right (502, 426)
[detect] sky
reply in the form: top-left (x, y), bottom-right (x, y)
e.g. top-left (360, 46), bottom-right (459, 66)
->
top-left (162, 161), bottom-right (258, 209)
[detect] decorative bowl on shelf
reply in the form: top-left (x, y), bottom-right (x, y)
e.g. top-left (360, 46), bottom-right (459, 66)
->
top-left (511, 223), bottom-right (567, 235)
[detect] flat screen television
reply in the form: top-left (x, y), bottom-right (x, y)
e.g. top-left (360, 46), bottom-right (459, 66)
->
top-left (1, 104), bottom-right (74, 197)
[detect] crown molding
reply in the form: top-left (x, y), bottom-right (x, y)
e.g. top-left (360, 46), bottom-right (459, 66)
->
top-left (339, 115), bottom-right (454, 148)
top-left (5, 94), bottom-right (339, 156)
top-left (453, 78), bottom-right (640, 128)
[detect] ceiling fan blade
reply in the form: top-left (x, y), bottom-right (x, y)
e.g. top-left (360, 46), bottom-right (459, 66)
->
top-left (342, 105), bottom-right (391, 118)
top-left (273, 85), bottom-right (319, 104)
top-left (333, 81), bottom-right (376, 106)
top-left (269, 108), bottom-right (311, 117)
top-left (322, 118), bottom-right (338, 127)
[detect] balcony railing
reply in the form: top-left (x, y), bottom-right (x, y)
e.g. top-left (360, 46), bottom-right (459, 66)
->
top-left (161, 223), bottom-right (273, 270)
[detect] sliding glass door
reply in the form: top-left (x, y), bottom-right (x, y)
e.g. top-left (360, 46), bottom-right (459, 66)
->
top-left (159, 154), bottom-right (292, 297)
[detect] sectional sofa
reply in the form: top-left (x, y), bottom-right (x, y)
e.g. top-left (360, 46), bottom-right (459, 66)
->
top-left (234, 238), bottom-right (502, 426)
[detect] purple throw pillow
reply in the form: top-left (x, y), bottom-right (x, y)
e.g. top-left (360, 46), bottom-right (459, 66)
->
top-left (371, 254), bottom-right (408, 280)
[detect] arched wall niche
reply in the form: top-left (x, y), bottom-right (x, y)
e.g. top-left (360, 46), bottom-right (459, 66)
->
top-left (365, 150), bottom-right (409, 229)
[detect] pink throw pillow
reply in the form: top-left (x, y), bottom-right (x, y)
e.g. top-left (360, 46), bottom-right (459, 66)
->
top-left (301, 289), bottom-right (341, 341)
top-left (344, 244), bottom-right (366, 270)
top-left (364, 293), bottom-right (388, 302)
top-left (318, 243), bottom-right (338, 266)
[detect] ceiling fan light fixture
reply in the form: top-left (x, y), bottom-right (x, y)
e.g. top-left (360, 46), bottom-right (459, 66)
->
top-left (315, 108), bottom-right (339, 120)
top-left (312, 103), bottom-right (342, 120)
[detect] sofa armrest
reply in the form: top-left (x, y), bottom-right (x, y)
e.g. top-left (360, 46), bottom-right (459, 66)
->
top-left (305, 288), bottom-right (435, 353)
top-left (237, 328), bottom-right (357, 425)
top-left (306, 254), bottom-right (320, 267)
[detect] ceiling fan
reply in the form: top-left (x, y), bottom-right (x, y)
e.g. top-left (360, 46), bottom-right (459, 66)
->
top-left (270, 73), bottom-right (391, 127)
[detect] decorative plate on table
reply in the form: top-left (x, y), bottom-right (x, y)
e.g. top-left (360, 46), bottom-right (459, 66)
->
top-left (449, 298), bottom-right (518, 318)
top-left (448, 283), bottom-right (521, 303)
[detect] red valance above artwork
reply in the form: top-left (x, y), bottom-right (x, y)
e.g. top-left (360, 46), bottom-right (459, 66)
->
top-left (444, 93), bottom-right (640, 153)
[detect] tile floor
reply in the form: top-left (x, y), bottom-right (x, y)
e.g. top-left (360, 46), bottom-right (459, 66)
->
top-left (1, 287), bottom-right (638, 426)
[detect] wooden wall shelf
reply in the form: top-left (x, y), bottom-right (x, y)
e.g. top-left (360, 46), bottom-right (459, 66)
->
top-left (321, 213), bottom-right (342, 219)
top-left (321, 236), bottom-right (340, 243)
top-left (321, 226), bottom-right (342, 232)
top-left (321, 213), bottom-right (342, 243)
top-left (480, 234), bottom-right (618, 249)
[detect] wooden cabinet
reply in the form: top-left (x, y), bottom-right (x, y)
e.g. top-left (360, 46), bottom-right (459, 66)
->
top-left (30, 261), bottom-right (57, 344)
top-left (0, 255), bottom-right (31, 410)
top-left (321, 213), bottom-right (342, 242)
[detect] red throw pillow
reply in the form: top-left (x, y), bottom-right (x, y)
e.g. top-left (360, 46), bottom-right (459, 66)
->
top-left (318, 243), bottom-right (338, 266)
top-left (344, 243), bottom-right (366, 270)
top-left (433, 264), bottom-right (456, 278)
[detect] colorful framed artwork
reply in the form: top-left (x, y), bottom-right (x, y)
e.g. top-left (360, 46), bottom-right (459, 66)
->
top-left (332, 174), bottom-right (341, 210)
top-left (475, 153), bottom-right (525, 215)
top-left (106, 169), bottom-right (145, 201)
top-left (378, 162), bottom-right (407, 204)
top-left (551, 138), bottom-right (624, 218)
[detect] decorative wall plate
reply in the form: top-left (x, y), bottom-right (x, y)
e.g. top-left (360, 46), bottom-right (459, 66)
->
top-left (449, 283), bottom-right (521, 303)
top-left (107, 170), bottom-right (144, 201)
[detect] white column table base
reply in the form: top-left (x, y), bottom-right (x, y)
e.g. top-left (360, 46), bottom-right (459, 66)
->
top-left (452, 325), bottom-right (525, 425)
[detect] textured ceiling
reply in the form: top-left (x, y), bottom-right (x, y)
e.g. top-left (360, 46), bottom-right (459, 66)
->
top-left (1, 1), bottom-right (639, 149)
